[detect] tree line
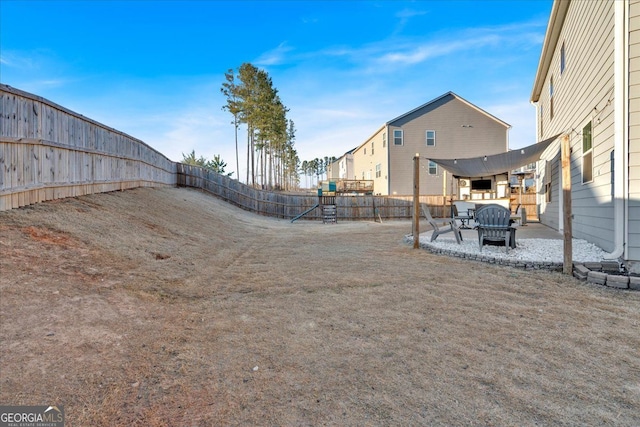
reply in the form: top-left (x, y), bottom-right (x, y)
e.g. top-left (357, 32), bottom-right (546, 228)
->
top-left (221, 63), bottom-right (300, 191)
top-left (300, 156), bottom-right (337, 188)
top-left (221, 63), bottom-right (342, 191)
top-left (180, 62), bottom-right (342, 191)
top-left (181, 150), bottom-right (233, 176)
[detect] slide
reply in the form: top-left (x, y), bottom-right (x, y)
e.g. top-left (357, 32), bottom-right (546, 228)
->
top-left (290, 204), bottom-right (320, 223)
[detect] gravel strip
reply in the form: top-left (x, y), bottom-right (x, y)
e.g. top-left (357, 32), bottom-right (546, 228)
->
top-left (411, 232), bottom-right (610, 263)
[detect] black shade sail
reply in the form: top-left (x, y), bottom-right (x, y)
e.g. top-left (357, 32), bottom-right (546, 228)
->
top-left (428, 134), bottom-right (560, 178)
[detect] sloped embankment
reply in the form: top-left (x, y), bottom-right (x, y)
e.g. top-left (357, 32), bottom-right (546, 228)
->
top-left (1, 187), bottom-right (639, 426)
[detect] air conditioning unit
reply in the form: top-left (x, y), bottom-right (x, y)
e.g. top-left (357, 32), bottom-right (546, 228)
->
top-left (459, 179), bottom-right (469, 187)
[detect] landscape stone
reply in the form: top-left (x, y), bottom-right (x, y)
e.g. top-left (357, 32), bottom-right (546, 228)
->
top-left (605, 275), bottom-right (629, 289)
top-left (573, 264), bottom-right (589, 281)
top-left (601, 261), bottom-right (621, 273)
top-left (587, 271), bottom-right (607, 285)
top-left (584, 262), bottom-right (603, 271)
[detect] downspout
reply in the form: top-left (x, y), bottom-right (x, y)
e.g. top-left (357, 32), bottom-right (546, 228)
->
top-left (605, 0), bottom-right (628, 260)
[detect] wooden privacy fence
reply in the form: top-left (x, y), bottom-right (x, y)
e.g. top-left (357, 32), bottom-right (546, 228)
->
top-left (510, 192), bottom-right (539, 221)
top-left (178, 163), bottom-right (450, 220)
top-left (0, 84), bottom-right (447, 218)
top-left (1, 83), bottom-right (536, 222)
top-left (0, 84), bottom-right (176, 210)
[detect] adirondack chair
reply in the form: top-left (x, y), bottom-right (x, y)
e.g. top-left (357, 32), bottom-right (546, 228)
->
top-left (421, 204), bottom-right (462, 243)
top-left (475, 204), bottom-right (513, 252)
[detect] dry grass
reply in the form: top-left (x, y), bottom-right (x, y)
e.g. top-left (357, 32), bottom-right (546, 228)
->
top-left (1, 187), bottom-right (639, 426)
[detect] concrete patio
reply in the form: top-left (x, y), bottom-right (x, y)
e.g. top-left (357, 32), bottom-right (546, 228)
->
top-left (455, 220), bottom-right (563, 241)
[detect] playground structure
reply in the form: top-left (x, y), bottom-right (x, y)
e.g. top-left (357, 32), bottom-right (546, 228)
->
top-left (290, 179), bottom-right (374, 223)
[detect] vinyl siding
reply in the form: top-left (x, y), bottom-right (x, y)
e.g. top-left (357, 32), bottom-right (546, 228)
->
top-left (539, 144), bottom-right (561, 230)
top-left (387, 94), bottom-right (508, 195)
top-left (629, 0), bottom-right (640, 261)
top-left (536, 0), bottom-right (617, 252)
top-left (352, 127), bottom-right (389, 194)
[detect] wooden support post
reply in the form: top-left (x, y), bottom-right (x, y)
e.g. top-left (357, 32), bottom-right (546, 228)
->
top-left (561, 134), bottom-right (573, 274)
top-left (413, 153), bottom-right (420, 249)
top-left (442, 170), bottom-right (446, 197)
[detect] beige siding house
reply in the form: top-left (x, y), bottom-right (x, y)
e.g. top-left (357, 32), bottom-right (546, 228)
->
top-left (325, 159), bottom-right (341, 180)
top-left (352, 92), bottom-right (510, 195)
top-left (531, 0), bottom-right (639, 268)
top-left (352, 126), bottom-right (389, 193)
top-left (334, 148), bottom-right (356, 180)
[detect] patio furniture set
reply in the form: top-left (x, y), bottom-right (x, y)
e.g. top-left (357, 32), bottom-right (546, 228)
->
top-left (422, 203), bottom-right (520, 252)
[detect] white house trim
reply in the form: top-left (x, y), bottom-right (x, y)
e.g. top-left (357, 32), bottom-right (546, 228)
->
top-left (606, 0), bottom-right (629, 260)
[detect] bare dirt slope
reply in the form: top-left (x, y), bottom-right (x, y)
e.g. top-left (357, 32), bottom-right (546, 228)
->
top-left (1, 187), bottom-right (639, 426)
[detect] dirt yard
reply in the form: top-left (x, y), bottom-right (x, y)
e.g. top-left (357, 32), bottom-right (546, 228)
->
top-left (1, 187), bottom-right (639, 426)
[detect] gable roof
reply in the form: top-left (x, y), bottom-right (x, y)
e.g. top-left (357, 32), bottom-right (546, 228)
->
top-left (349, 92), bottom-right (510, 158)
top-left (387, 91), bottom-right (511, 129)
top-left (531, 0), bottom-right (570, 102)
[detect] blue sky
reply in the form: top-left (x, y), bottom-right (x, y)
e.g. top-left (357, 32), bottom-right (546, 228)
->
top-left (1, 0), bottom-right (552, 179)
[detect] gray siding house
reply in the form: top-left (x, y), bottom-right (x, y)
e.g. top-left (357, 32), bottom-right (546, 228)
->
top-left (531, 0), bottom-right (640, 269)
top-left (352, 92), bottom-right (510, 195)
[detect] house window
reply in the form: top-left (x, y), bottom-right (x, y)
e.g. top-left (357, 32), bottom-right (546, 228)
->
top-left (428, 160), bottom-right (437, 175)
top-left (371, 142), bottom-right (374, 155)
top-left (393, 129), bottom-right (403, 146)
top-left (375, 163), bottom-right (382, 178)
top-left (366, 170), bottom-right (371, 180)
top-left (582, 121), bottom-right (593, 183)
top-left (544, 160), bottom-right (552, 203)
top-left (546, 182), bottom-right (552, 203)
top-left (364, 148), bottom-right (366, 155)
top-left (426, 130), bottom-right (436, 147)
top-left (549, 75), bottom-right (554, 120)
top-left (560, 42), bottom-right (566, 74)
top-left (383, 132), bottom-right (386, 148)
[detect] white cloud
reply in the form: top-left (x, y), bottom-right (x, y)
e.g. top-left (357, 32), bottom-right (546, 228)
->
top-left (254, 42), bottom-right (295, 66)
top-left (0, 50), bottom-right (36, 69)
top-left (378, 40), bottom-right (465, 65)
top-left (396, 8), bottom-right (427, 19)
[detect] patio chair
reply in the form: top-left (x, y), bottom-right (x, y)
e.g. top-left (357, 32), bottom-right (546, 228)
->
top-left (422, 204), bottom-right (462, 243)
top-left (475, 204), bottom-right (513, 252)
top-left (451, 204), bottom-right (472, 229)
top-left (516, 205), bottom-right (527, 226)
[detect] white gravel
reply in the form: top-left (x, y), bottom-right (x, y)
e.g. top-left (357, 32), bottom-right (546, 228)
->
top-left (415, 232), bottom-right (611, 263)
